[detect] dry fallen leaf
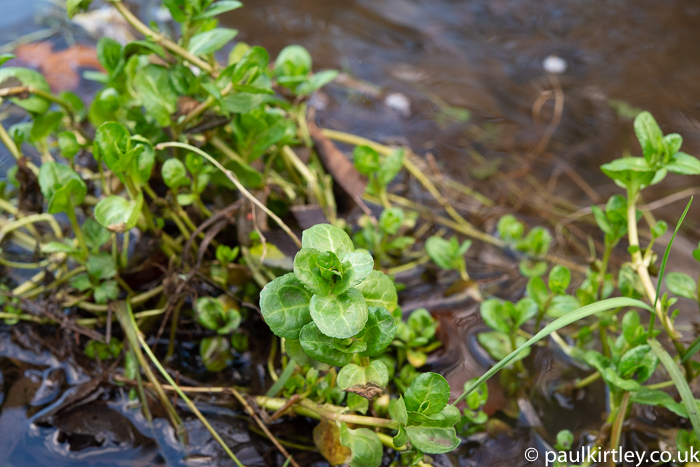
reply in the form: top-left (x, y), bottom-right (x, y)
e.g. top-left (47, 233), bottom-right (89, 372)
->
top-left (14, 42), bottom-right (104, 91)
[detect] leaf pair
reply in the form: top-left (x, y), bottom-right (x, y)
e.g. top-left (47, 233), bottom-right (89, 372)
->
top-left (389, 373), bottom-right (460, 454)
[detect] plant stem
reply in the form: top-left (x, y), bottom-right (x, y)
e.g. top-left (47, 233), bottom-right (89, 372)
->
top-left (66, 207), bottom-right (89, 259)
top-left (609, 391), bottom-right (629, 454)
top-left (109, 1), bottom-right (216, 77)
top-left (256, 396), bottom-right (399, 429)
top-left (157, 142), bottom-right (302, 248)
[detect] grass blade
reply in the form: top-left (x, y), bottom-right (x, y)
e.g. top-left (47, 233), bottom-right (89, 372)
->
top-left (649, 339), bottom-right (700, 440)
top-left (649, 197), bottom-right (693, 337)
top-left (453, 297), bottom-right (652, 405)
top-left (266, 358), bottom-right (297, 397)
top-left (682, 335), bottom-right (700, 363)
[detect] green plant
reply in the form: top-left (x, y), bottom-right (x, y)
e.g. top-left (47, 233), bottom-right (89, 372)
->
top-left (425, 235), bottom-right (472, 281)
top-left (496, 214), bottom-right (553, 277)
top-left (353, 145), bottom-right (404, 207)
top-left (353, 207), bottom-right (418, 266)
top-left (260, 224), bottom-right (460, 463)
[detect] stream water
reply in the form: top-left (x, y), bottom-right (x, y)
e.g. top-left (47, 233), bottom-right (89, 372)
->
top-left (1, 0), bottom-right (700, 465)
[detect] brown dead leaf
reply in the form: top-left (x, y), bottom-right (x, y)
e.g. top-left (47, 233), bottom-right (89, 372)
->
top-left (308, 120), bottom-right (367, 200)
top-left (344, 382), bottom-right (384, 399)
top-left (313, 418), bottom-right (351, 466)
top-left (14, 42), bottom-right (104, 91)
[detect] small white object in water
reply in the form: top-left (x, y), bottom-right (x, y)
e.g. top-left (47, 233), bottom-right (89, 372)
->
top-left (543, 55), bottom-right (567, 74)
top-left (385, 92), bottom-right (411, 117)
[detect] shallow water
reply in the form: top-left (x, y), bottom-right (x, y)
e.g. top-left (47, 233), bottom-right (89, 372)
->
top-left (2, 0), bottom-right (700, 465)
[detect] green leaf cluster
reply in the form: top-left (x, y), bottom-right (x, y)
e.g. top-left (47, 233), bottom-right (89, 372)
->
top-left (260, 224), bottom-right (397, 397)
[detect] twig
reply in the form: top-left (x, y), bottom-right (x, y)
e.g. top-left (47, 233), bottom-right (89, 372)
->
top-left (230, 388), bottom-right (301, 467)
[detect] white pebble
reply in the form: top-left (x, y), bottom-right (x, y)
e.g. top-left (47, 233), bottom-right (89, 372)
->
top-left (543, 55), bottom-right (567, 74)
top-left (384, 92), bottom-right (411, 117)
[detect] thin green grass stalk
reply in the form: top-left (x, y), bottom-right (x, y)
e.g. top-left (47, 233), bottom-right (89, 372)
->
top-left (454, 297), bottom-right (652, 405)
top-left (136, 332), bottom-right (245, 467)
top-left (113, 301), bottom-right (183, 430)
top-left (649, 339), bottom-right (700, 440)
top-left (265, 361), bottom-right (297, 398)
top-left (155, 142), bottom-right (302, 248)
top-left (648, 197), bottom-right (693, 339)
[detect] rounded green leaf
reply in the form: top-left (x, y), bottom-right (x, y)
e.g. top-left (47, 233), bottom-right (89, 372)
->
top-left (337, 360), bottom-right (389, 399)
top-left (302, 223), bottom-right (354, 259)
top-left (188, 28), bottom-right (239, 56)
top-left (310, 289), bottom-right (368, 339)
top-left (58, 131), bottom-right (80, 160)
top-left (94, 192), bottom-right (143, 233)
top-left (546, 295), bottom-right (580, 318)
top-left (479, 298), bottom-right (510, 334)
top-left (389, 395), bottom-right (408, 426)
top-left (342, 251), bottom-right (374, 288)
top-left (299, 322), bottom-right (353, 366)
top-left (259, 273), bottom-right (313, 340)
top-left (200, 336), bottom-right (232, 372)
top-left (666, 272), bottom-right (698, 300)
top-left (0, 67), bottom-right (51, 113)
top-left (404, 372), bottom-right (450, 415)
top-left (38, 162), bottom-right (86, 214)
top-left (274, 45), bottom-right (312, 78)
top-left (93, 122), bottom-right (129, 167)
top-left (353, 270), bottom-right (397, 312)
top-left (196, 297), bottom-right (225, 330)
top-left (548, 265), bottom-right (571, 294)
top-left (161, 158), bottom-right (189, 188)
top-left (405, 426), bottom-right (460, 454)
top-left (356, 307), bottom-right (396, 357)
top-left (293, 248), bottom-right (331, 295)
top-left (339, 423), bottom-right (383, 467)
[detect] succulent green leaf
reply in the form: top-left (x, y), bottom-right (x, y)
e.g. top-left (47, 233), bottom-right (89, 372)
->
top-left (193, 0), bottom-right (243, 19)
top-left (161, 158), bottom-right (190, 188)
top-left (546, 295), bottom-right (580, 318)
top-left (634, 111), bottom-right (663, 163)
top-left (548, 265), bottom-right (571, 294)
top-left (405, 426), bottom-right (460, 454)
top-left (341, 251), bottom-right (374, 288)
top-left (259, 273), bottom-right (313, 340)
top-left (133, 64), bottom-right (178, 127)
top-left (389, 395), bottom-right (408, 426)
top-left (93, 122), bottom-right (129, 167)
top-left (298, 322), bottom-right (354, 366)
top-left (356, 307), bottom-right (396, 357)
top-left (354, 270), bottom-right (397, 312)
top-left (479, 298), bottom-right (510, 334)
top-left (38, 162), bottom-right (86, 214)
top-left (404, 372), bottom-right (450, 415)
top-left (339, 423), bottom-right (383, 467)
top-left (665, 272), bottom-right (698, 300)
top-left (200, 335), bottom-right (232, 372)
top-left (94, 192), bottom-right (143, 233)
top-left (666, 152), bottom-right (700, 175)
top-left (302, 223), bottom-right (354, 259)
top-left (310, 289), bottom-right (369, 339)
top-left (293, 248), bottom-right (332, 295)
top-left (189, 28), bottom-right (238, 56)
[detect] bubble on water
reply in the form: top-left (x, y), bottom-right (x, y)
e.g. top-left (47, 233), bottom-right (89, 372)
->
top-left (543, 55), bottom-right (567, 74)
